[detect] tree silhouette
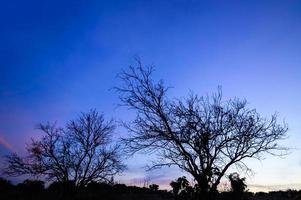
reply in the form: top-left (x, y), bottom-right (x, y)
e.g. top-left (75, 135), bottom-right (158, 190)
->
top-left (4, 110), bottom-right (124, 187)
top-left (116, 61), bottom-right (288, 199)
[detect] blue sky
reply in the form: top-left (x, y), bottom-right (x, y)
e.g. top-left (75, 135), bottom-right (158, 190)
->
top-left (0, 0), bottom-right (301, 191)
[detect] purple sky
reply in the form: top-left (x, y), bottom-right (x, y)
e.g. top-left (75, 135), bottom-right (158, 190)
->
top-left (1, 0), bottom-right (301, 191)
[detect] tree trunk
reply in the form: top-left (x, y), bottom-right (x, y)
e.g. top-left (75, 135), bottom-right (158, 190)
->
top-left (195, 175), bottom-right (212, 200)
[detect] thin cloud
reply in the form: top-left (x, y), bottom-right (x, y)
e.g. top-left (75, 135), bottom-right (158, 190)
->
top-left (249, 183), bottom-right (301, 192)
top-left (0, 135), bottom-right (15, 152)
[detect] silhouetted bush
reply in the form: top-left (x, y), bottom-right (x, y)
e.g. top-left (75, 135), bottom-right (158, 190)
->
top-left (0, 177), bottom-right (14, 200)
top-left (47, 181), bottom-right (76, 200)
top-left (149, 183), bottom-right (159, 191)
top-left (228, 173), bottom-right (247, 200)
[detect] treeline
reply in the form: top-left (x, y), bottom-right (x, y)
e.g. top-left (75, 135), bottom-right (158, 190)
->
top-left (1, 177), bottom-right (301, 200)
top-left (0, 177), bottom-right (172, 200)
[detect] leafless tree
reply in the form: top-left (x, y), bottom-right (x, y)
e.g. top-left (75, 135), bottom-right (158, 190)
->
top-left (4, 110), bottom-right (124, 187)
top-left (116, 61), bottom-right (288, 198)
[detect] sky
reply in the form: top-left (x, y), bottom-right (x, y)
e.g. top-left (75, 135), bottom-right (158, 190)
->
top-left (0, 0), bottom-right (301, 192)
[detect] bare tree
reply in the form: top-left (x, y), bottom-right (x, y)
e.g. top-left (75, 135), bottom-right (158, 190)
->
top-left (4, 110), bottom-right (124, 187)
top-left (116, 61), bottom-right (288, 199)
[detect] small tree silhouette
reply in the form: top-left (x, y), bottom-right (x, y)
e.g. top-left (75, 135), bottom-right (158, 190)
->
top-left (4, 110), bottom-right (124, 187)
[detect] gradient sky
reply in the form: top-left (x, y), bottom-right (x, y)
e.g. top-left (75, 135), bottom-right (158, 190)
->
top-left (1, 0), bottom-right (301, 192)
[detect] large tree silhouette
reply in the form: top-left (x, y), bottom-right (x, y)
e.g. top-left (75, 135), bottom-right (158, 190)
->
top-left (4, 110), bottom-right (124, 187)
top-left (116, 61), bottom-right (288, 199)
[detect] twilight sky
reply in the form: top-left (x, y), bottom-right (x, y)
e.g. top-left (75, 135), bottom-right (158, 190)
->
top-left (1, 0), bottom-right (301, 191)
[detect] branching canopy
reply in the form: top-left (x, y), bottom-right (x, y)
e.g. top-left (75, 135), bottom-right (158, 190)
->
top-left (116, 62), bottom-right (288, 194)
top-left (5, 110), bottom-right (124, 187)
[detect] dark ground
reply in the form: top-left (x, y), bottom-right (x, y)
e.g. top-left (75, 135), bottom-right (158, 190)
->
top-left (1, 178), bottom-right (301, 200)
